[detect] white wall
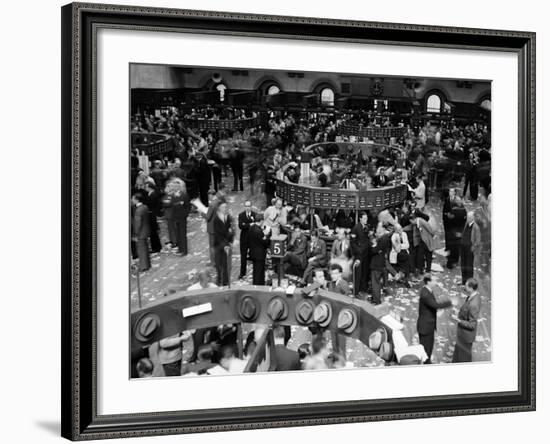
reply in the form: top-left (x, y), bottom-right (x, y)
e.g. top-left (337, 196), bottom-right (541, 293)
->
top-left (0, 1), bottom-right (546, 444)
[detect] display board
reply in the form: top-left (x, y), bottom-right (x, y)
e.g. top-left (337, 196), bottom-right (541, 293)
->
top-left (338, 123), bottom-right (407, 139)
top-left (131, 132), bottom-right (174, 157)
top-left (183, 116), bottom-right (261, 130)
top-left (275, 179), bottom-right (408, 210)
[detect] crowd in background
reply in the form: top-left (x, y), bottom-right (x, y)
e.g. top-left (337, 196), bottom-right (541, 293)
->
top-left (130, 107), bottom-right (491, 376)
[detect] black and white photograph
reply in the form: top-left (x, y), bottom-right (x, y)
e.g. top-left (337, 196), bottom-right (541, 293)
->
top-left (129, 64), bottom-right (492, 378)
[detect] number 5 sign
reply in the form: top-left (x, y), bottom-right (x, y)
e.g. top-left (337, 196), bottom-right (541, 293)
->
top-left (270, 234), bottom-right (287, 258)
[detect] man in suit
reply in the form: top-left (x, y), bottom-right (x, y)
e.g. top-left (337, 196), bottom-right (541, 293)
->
top-left (230, 144), bottom-right (245, 192)
top-left (149, 160), bottom-right (167, 192)
top-left (132, 192), bottom-right (151, 272)
top-left (416, 274), bottom-right (455, 364)
top-left (195, 148), bottom-right (211, 206)
top-left (302, 229), bottom-right (328, 283)
top-left (144, 181), bottom-right (162, 254)
top-left (461, 211), bottom-right (481, 285)
top-left (350, 212), bottom-right (371, 297)
top-left (272, 325), bottom-right (301, 371)
top-left (248, 214), bottom-right (271, 285)
top-left (442, 187), bottom-right (457, 253)
top-left (205, 184), bottom-right (227, 265)
top-left (448, 196), bottom-right (467, 269)
top-left (312, 268), bottom-right (328, 290)
top-left (452, 278), bottom-right (482, 363)
top-left (372, 167), bottom-right (389, 188)
top-left (213, 202), bottom-right (234, 286)
top-left (328, 264), bottom-right (350, 296)
top-left (411, 211), bottom-right (436, 276)
top-left (237, 201), bottom-right (256, 279)
top-left (370, 230), bottom-right (391, 304)
top-left (281, 222), bottom-right (308, 275)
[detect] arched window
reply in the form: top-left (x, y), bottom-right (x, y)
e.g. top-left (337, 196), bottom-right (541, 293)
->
top-left (426, 94), bottom-right (442, 113)
top-left (266, 85), bottom-right (280, 96)
top-left (480, 98), bottom-right (491, 111)
top-left (320, 87), bottom-right (335, 106)
top-left (216, 83), bottom-right (227, 102)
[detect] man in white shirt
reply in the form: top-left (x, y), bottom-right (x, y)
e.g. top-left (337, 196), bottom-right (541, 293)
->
top-left (390, 224), bottom-right (410, 284)
top-left (263, 198), bottom-right (283, 232)
top-left (409, 174), bottom-right (427, 210)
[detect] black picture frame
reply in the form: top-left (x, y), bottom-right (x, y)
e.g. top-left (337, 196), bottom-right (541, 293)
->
top-left (61, 2), bottom-right (536, 440)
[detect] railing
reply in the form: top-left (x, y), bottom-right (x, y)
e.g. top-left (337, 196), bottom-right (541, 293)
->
top-left (275, 179), bottom-right (408, 211)
top-left (131, 132), bottom-right (174, 157)
top-left (304, 141), bottom-right (406, 160)
top-left (338, 123), bottom-right (407, 139)
top-left (183, 116), bottom-right (261, 131)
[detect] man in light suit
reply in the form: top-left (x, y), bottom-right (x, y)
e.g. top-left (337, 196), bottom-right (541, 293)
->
top-left (132, 192), bottom-right (151, 272)
top-left (460, 211), bottom-right (481, 285)
top-left (416, 274), bottom-right (455, 364)
top-left (452, 278), bottom-right (482, 362)
top-left (411, 211), bottom-right (436, 276)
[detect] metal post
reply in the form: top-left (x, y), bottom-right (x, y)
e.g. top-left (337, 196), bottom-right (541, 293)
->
top-left (131, 263), bottom-right (142, 309)
top-left (236, 323), bottom-right (244, 359)
top-left (224, 245), bottom-right (232, 288)
top-left (352, 260), bottom-right (360, 298)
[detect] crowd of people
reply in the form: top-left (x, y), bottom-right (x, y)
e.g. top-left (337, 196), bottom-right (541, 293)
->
top-left (130, 107), bottom-right (491, 376)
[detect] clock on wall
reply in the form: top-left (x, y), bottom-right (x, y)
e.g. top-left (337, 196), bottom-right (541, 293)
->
top-left (370, 79), bottom-right (384, 96)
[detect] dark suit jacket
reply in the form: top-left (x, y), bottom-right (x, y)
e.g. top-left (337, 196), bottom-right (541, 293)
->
top-left (370, 234), bottom-right (391, 270)
top-left (230, 149), bottom-right (245, 171)
top-left (238, 211), bottom-right (256, 242)
top-left (329, 278), bottom-right (350, 296)
top-left (307, 238), bottom-right (327, 265)
top-left (450, 205), bottom-right (467, 236)
top-left (248, 224), bottom-right (270, 261)
top-left (133, 204), bottom-right (150, 239)
top-left (205, 195), bottom-right (225, 234)
top-left (273, 344), bottom-right (301, 371)
top-left (145, 189), bottom-right (163, 217)
top-left (372, 174), bottom-right (389, 187)
top-left (164, 193), bottom-right (190, 220)
top-left (462, 222), bottom-right (482, 255)
top-left (417, 286), bottom-right (452, 335)
top-left (287, 233), bottom-right (308, 267)
top-left (213, 215), bottom-right (234, 249)
top-left (350, 223), bottom-right (370, 259)
top-left (457, 292), bottom-right (481, 344)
